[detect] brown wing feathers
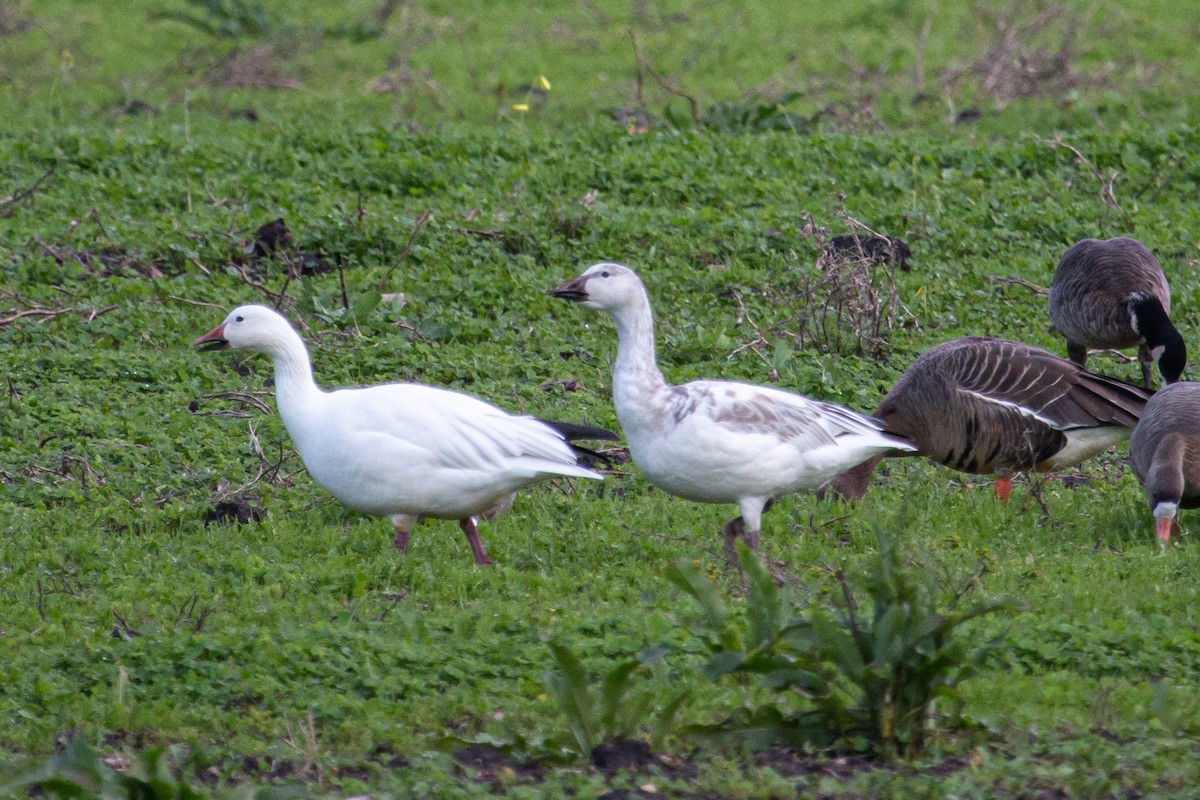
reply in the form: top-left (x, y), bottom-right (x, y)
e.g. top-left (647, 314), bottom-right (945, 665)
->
top-left (837, 338), bottom-right (1153, 496)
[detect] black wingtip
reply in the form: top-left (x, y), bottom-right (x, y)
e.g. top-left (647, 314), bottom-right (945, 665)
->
top-left (537, 418), bottom-right (621, 443)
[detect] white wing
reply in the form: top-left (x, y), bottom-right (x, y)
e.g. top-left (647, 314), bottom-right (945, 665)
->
top-left (334, 383), bottom-right (599, 478)
top-left (669, 380), bottom-right (912, 451)
top-left (293, 382), bottom-right (599, 520)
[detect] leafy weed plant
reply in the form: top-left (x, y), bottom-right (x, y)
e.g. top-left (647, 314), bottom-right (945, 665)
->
top-left (543, 639), bottom-right (688, 761)
top-left (0, 736), bottom-right (287, 800)
top-left (670, 528), bottom-right (1018, 758)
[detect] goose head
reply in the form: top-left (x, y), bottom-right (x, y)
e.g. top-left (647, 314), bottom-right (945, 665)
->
top-left (194, 304), bottom-right (297, 356)
top-left (551, 262), bottom-right (646, 313)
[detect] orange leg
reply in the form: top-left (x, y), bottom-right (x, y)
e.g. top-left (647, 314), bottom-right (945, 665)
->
top-left (994, 477), bottom-right (1013, 504)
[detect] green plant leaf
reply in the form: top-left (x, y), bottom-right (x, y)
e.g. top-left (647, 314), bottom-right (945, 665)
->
top-left (545, 640), bottom-right (598, 754)
top-left (598, 659), bottom-right (642, 730)
top-left (812, 608), bottom-right (866, 684)
top-left (667, 559), bottom-right (727, 629)
top-left (740, 543), bottom-right (781, 648)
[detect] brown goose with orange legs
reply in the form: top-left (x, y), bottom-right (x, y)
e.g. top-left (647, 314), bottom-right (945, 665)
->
top-left (828, 337), bottom-right (1154, 502)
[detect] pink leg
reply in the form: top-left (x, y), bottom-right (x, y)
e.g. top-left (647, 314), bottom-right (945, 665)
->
top-left (722, 517), bottom-right (744, 563)
top-left (393, 524), bottom-right (410, 551)
top-left (994, 477), bottom-right (1013, 504)
top-left (459, 518), bottom-right (493, 566)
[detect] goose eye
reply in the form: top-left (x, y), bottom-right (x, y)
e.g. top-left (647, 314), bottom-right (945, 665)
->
top-left (235, 315), bottom-right (244, 322)
top-left (601, 270), bottom-right (610, 278)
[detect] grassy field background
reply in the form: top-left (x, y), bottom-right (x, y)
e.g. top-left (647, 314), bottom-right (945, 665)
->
top-left (3, 1), bottom-right (1200, 798)
top-left (6, 0), bottom-right (1200, 132)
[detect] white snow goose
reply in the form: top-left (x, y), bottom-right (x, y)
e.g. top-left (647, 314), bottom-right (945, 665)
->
top-left (1129, 381), bottom-right (1200, 544)
top-left (550, 262), bottom-right (914, 557)
top-left (1048, 236), bottom-right (1185, 387)
top-left (827, 337), bottom-right (1155, 502)
top-left (194, 304), bottom-right (605, 565)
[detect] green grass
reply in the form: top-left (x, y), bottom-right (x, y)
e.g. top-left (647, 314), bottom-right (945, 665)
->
top-left (4, 1), bottom-right (1200, 797)
top-left (6, 0), bottom-right (1200, 132)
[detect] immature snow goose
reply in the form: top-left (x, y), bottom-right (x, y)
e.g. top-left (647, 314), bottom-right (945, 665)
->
top-left (1048, 237), bottom-right (1185, 387)
top-left (194, 305), bottom-right (604, 565)
top-left (828, 337), bottom-right (1155, 501)
top-left (550, 262), bottom-right (914, 556)
top-left (1129, 382), bottom-right (1200, 544)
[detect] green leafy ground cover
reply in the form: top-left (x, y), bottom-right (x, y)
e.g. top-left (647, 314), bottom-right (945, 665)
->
top-left (5, 0), bottom-right (1200, 132)
top-left (3, 1), bottom-right (1200, 798)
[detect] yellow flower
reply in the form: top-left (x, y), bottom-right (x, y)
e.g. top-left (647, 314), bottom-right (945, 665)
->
top-left (512, 103), bottom-right (530, 112)
top-left (539, 75), bottom-right (552, 91)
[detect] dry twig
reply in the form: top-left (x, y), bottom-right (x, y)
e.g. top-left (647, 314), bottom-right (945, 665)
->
top-left (377, 210), bottom-right (433, 291)
top-left (1045, 135), bottom-right (1123, 213)
top-left (628, 29), bottom-right (699, 124)
top-left (1, 165), bottom-right (55, 218)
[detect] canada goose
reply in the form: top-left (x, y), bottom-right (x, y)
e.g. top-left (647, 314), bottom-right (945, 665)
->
top-left (1048, 237), bottom-right (1185, 387)
top-left (550, 262), bottom-right (915, 557)
top-left (828, 337), bottom-right (1154, 501)
top-left (195, 305), bottom-right (606, 565)
top-left (1129, 381), bottom-right (1200, 544)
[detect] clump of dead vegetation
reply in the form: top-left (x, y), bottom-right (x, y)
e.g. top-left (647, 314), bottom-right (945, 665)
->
top-left (936, 0), bottom-right (1101, 112)
top-left (730, 210), bottom-right (916, 369)
top-left (621, 0), bottom-right (1124, 135)
top-left (790, 215), bottom-right (913, 358)
top-left (200, 41), bottom-right (301, 90)
top-left (157, 0), bottom-right (392, 93)
top-left (0, 0), bottom-right (33, 36)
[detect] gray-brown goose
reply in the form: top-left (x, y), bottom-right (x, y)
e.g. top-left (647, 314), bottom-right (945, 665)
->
top-left (1129, 381), bottom-right (1200, 544)
top-left (828, 337), bottom-right (1154, 501)
top-left (1048, 236), bottom-right (1185, 387)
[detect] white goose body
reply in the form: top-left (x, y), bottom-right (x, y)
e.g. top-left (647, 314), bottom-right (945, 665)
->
top-left (288, 383), bottom-right (592, 519)
top-left (552, 262), bottom-right (913, 554)
top-left (618, 378), bottom-right (905, 505)
top-left (196, 305), bottom-right (601, 564)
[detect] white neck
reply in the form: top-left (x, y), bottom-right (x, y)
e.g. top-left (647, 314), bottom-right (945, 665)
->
top-left (607, 294), bottom-right (670, 428)
top-left (265, 326), bottom-right (325, 450)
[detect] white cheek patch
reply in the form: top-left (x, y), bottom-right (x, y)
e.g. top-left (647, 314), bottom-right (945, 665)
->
top-left (1150, 345), bottom-right (1166, 361)
top-left (1129, 309), bottom-right (1140, 334)
top-left (1153, 501), bottom-right (1179, 519)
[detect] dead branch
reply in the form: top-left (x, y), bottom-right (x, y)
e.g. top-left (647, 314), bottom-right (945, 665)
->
top-left (1, 165), bottom-right (55, 218)
top-left (628, 29), bottom-right (699, 124)
top-left (169, 295), bottom-right (229, 311)
top-left (377, 210), bottom-right (433, 291)
top-left (1045, 135), bottom-right (1124, 213)
top-left (984, 275), bottom-right (1049, 296)
top-left (914, 17), bottom-right (932, 94)
top-left (0, 306), bottom-right (75, 327)
top-left (229, 262), bottom-right (294, 309)
top-left (1134, 153), bottom-right (1186, 205)
top-left (374, 587), bottom-right (410, 621)
top-left (190, 391), bottom-right (273, 418)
